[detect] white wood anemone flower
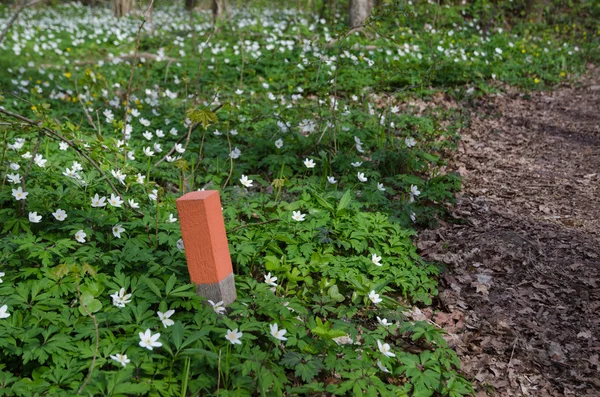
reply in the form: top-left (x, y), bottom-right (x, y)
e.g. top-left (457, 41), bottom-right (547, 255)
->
top-left (139, 329), bottom-right (162, 350)
top-left (0, 305), bottom-right (10, 319)
top-left (110, 353), bottom-right (130, 367)
top-left (377, 340), bottom-right (395, 357)
top-left (225, 329), bottom-right (243, 345)
top-left (292, 211), bottom-right (306, 222)
top-left (157, 310), bottom-right (175, 328)
top-left (269, 323), bottom-right (288, 341)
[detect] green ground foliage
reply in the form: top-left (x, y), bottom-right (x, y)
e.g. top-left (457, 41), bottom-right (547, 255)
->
top-left (0, 0), bottom-right (597, 395)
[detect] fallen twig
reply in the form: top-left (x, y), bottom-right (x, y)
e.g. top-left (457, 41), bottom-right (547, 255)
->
top-left (506, 336), bottom-right (519, 377)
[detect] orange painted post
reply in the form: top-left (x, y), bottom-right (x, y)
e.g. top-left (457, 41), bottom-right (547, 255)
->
top-left (176, 190), bottom-right (236, 305)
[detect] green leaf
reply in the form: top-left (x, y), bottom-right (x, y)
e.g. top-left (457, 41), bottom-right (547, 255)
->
top-left (311, 190), bottom-right (334, 213)
top-left (82, 263), bottom-right (97, 277)
top-left (310, 325), bottom-right (347, 340)
top-left (171, 321), bottom-right (184, 350)
top-left (273, 234), bottom-right (295, 244)
top-left (181, 348), bottom-right (219, 360)
top-left (264, 255), bottom-right (281, 271)
top-left (336, 190), bottom-right (352, 215)
top-left (165, 274), bottom-right (177, 295)
top-left (113, 382), bottom-right (151, 394)
top-left (280, 351), bottom-right (301, 367)
top-left (79, 293), bottom-right (102, 314)
top-left (327, 285), bottom-right (345, 303)
top-left (420, 152), bottom-right (440, 163)
top-left (295, 361), bottom-right (319, 383)
top-left (141, 276), bottom-right (162, 298)
top-left (50, 264), bottom-right (70, 280)
top-left (187, 108), bottom-right (218, 130)
top-left (180, 329), bottom-right (210, 350)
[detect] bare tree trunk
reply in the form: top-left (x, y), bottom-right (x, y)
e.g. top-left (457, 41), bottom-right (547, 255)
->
top-left (212, 0), bottom-right (223, 25)
top-left (332, 0), bottom-right (338, 21)
top-left (184, 0), bottom-right (197, 12)
top-left (526, 0), bottom-right (548, 23)
top-left (349, 0), bottom-right (373, 28)
top-left (223, 0), bottom-right (230, 20)
top-left (113, 0), bottom-right (132, 18)
top-left (375, 0), bottom-right (382, 14)
top-left (319, 0), bottom-right (330, 21)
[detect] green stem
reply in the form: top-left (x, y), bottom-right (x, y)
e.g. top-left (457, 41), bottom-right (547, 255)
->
top-left (180, 357), bottom-right (191, 397)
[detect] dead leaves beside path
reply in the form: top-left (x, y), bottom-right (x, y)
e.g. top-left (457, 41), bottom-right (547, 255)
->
top-left (418, 65), bottom-right (600, 396)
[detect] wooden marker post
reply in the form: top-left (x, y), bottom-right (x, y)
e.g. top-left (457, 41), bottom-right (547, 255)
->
top-left (176, 191), bottom-right (236, 305)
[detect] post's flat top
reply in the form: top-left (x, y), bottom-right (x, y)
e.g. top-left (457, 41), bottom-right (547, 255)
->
top-left (177, 190), bottom-right (218, 201)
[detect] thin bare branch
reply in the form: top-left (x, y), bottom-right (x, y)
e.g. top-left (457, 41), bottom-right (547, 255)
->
top-left (20, 132), bottom-right (41, 213)
top-left (222, 125), bottom-right (233, 190)
top-left (153, 125), bottom-right (191, 168)
top-left (0, 0), bottom-right (41, 44)
top-left (0, 107), bottom-right (142, 215)
top-left (153, 103), bottom-right (224, 168)
top-left (74, 74), bottom-right (98, 131)
top-left (193, 33), bottom-right (213, 102)
top-left (121, 0), bottom-right (155, 165)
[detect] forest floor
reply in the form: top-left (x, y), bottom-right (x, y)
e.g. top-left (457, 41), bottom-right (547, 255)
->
top-left (417, 64), bottom-right (600, 396)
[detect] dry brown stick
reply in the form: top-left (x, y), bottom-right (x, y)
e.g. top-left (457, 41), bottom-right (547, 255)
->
top-left (153, 103), bottom-right (224, 168)
top-left (20, 132), bottom-right (41, 213)
top-left (74, 74), bottom-right (98, 131)
top-left (153, 125), bottom-right (191, 168)
top-left (221, 124), bottom-right (233, 190)
top-left (122, 0), bottom-right (155, 165)
top-left (331, 55), bottom-right (340, 152)
top-left (193, 33), bottom-right (213, 103)
top-left (0, 0), bottom-right (41, 44)
top-left (95, 110), bottom-right (102, 136)
top-left (0, 129), bottom-right (8, 188)
top-left (0, 107), bottom-right (34, 125)
top-left (180, 123), bottom-right (197, 154)
top-left (506, 337), bottom-right (519, 377)
top-left (153, 198), bottom-right (159, 250)
top-left (0, 108), bottom-right (138, 214)
top-left (163, 59), bottom-right (174, 84)
top-left (238, 33), bottom-right (245, 90)
top-left (324, 26), bottom-right (365, 49)
top-left (20, 133), bottom-right (41, 185)
top-left (191, 129), bottom-right (207, 183)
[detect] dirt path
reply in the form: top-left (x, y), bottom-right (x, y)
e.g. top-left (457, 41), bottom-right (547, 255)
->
top-left (418, 65), bottom-right (600, 396)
